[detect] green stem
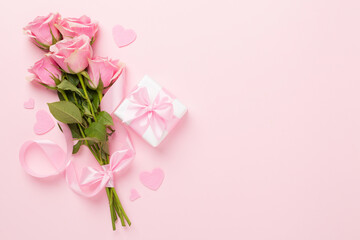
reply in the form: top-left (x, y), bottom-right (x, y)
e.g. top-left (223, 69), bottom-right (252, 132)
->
top-left (97, 143), bottom-right (103, 165)
top-left (77, 73), bottom-right (97, 121)
top-left (59, 90), bottom-right (69, 101)
top-left (72, 92), bottom-right (79, 105)
top-left (97, 88), bottom-right (103, 102)
top-left (94, 144), bottom-right (103, 165)
top-left (112, 189), bottom-right (125, 226)
top-left (78, 124), bottom-right (88, 142)
top-left (106, 153), bottom-right (110, 165)
top-left (113, 189), bottom-right (131, 226)
top-left (106, 188), bottom-right (117, 230)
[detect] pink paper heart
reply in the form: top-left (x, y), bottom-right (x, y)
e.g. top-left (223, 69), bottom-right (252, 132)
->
top-left (112, 25), bottom-right (137, 48)
top-left (24, 98), bottom-right (35, 109)
top-left (140, 168), bottom-right (165, 191)
top-left (129, 189), bottom-right (141, 201)
top-left (34, 110), bottom-right (55, 135)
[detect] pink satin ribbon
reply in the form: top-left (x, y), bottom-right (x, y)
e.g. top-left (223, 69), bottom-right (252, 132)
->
top-left (66, 146), bottom-right (134, 197)
top-left (19, 125), bottom-right (72, 178)
top-left (122, 87), bottom-right (174, 139)
top-left (100, 65), bottom-right (126, 115)
top-left (19, 69), bottom-right (135, 197)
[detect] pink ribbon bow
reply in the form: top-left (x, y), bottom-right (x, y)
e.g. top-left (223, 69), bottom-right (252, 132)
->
top-left (78, 149), bottom-right (134, 196)
top-left (122, 87), bottom-right (174, 139)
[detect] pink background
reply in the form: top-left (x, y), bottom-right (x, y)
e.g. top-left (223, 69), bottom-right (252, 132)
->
top-left (1, 0), bottom-right (360, 239)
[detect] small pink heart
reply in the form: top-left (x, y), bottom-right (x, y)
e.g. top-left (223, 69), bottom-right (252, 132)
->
top-left (129, 189), bottom-right (141, 201)
top-left (112, 25), bottom-right (137, 48)
top-left (24, 98), bottom-right (35, 109)
top-left (34, 110), bottom-right (55, 135)
top-left (140, 168), bottom-right (165, 191)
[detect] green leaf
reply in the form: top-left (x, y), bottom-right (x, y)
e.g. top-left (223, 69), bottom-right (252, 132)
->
top-left (65, 73), bottom-right (80, 86)
top-left (66, 64), bottom-right (76, 74)
top-left (38, 82), bottom-right (57, 90)
top-left (98, 78), bottom-right (104, 91)
top-left (52, 76), bottom-right (61, 85)
top-left (97, 111), bottom-right (113, 126)
top-left (67, 92), bottom-right (78, 106)
top-left (57, 91), bottom-right (65, 101)
top-left (72, 140), bottom-right (84, 154)
top-left (100, 141), bottom-right (110, 155)
top-left (85, 122), bottom-right (107, 142)
top-left (84, 75), bottom-right (97, 90)
top-left (34, 39), bottom-right (49, 50)
top-left (80, 71), bottom-right (90, 80)
top-left (68, 123), bottom-right (82, 139)
top-left (82, 102), bottom-right (92, 116)
top-left (74, 137), bottom-right (99, 142)
top-left (49, 24), bottom-right (58, 45)
top-left (47, 101), bottom-right (83, 124)
top-left (57, 123), bottom-right (63, 132)
top-left (86, 88), bottom-right (95, 100)
top-left (85, 88), bottom-right (100, 111)
top-left (57, 80), bottom-right (85, 98)
top-left (92, 92), bottom-right (100, 110)
top-left (90, 37), bottom-right (95, 45)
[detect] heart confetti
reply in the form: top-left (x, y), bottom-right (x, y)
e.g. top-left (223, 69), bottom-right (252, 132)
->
top-left (139, 168), bottom-right (165, 191)
top-left (129, 189), bottom-right (141, 201)
top-left (34, 110), bottom-right (55, 135)
top-left (24, 98), bottom-right (35, 109)
top-left (112, 25), bottom-right (137, 48)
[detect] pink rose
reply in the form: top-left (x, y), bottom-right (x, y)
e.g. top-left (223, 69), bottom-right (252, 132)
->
top-left (49, 35), bottom-right (93, 73)
top-left (23, 13), bottom-right (61, 48)
top-left (87, 57), bottom-right (124, 89)
top-left (55, 15), bottom-right (98, 41)
top-left (28, 56), bottom-right (61, 87)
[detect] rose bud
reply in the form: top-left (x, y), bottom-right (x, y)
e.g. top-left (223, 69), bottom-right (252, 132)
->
top-left (23, 13), bottom-right (62, 49)
top-left (87, 57), bottom-right (124, 89)
top-left (28, 56), bottom-right (61, 87)
top-left (49, 35), bottom-right (93, 73)
top-left (55, 15), bottom-right (98, 41)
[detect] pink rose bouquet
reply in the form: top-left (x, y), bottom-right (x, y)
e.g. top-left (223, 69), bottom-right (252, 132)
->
top-left (24, 13), bottom-right (129, 230)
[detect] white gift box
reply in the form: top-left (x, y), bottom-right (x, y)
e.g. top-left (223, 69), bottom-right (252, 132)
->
top-left (114, 75), bottom-right (187, 147)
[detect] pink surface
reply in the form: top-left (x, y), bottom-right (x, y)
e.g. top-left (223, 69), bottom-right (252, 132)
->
top-left (1, 0), bottom-right (360, 239)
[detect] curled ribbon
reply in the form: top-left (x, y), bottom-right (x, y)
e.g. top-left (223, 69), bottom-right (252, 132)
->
top-left (19, 124), bottom-right (72, 178)
top-left (19, 123), bottom-right (135, 197)
top-left (122, 87), bottom-right (174, 139)
top-left (19, 69), bottom-right (135, 197)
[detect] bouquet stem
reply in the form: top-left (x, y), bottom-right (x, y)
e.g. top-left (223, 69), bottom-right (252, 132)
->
top-left (106, 187), bottom-right (131, 230)
top-left (91, 141), bottom-right (131, 230)
top-left (57, 72), bottom-right (131, 230)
